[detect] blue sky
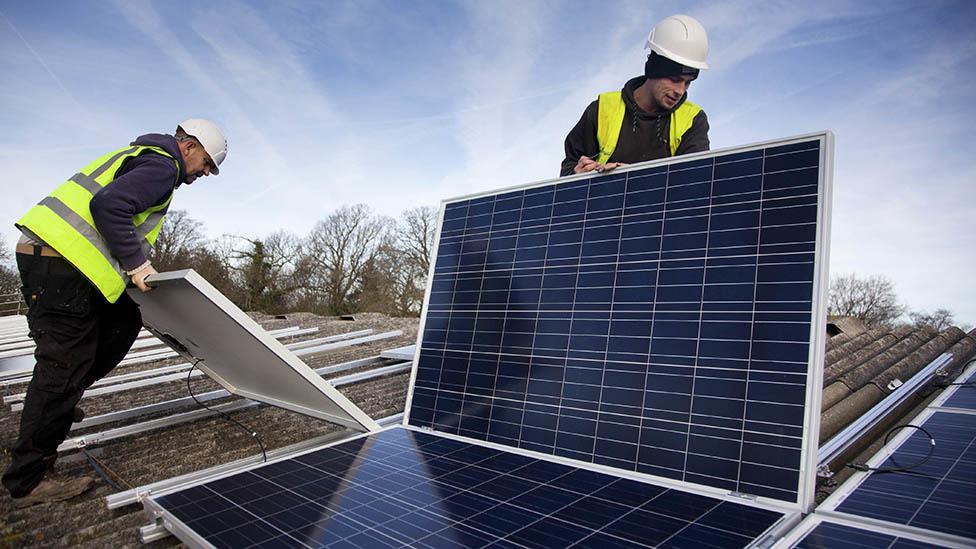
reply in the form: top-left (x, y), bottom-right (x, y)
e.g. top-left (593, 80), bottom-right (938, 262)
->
top-left (1, 0), bottom-right (973, 324)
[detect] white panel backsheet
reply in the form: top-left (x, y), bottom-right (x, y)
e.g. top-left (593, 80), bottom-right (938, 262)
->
top-left (129, 270), bottom-right (378, 432)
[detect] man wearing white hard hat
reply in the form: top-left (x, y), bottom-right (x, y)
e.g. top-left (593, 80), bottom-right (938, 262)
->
top-left (561, 14), bottom-right (710, 175)
top-left (3, 119), bottom-right (227, 507)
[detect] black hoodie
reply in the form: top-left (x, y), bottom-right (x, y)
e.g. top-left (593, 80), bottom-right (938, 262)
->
top-left (560, 76), bottom-right (710, 176)
top-left (89, 133), bottom-right (187, 271)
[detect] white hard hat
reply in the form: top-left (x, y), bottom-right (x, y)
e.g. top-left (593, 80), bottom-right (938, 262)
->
top-left (177, 118), bottom-right (227, 174)
top-left (645, 14), bottom-right (709, 70)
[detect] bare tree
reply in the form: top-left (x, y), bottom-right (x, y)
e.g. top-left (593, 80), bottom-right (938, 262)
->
top-left (302, 204), bottom-right (386, 315)
top-left (908, 308), bottom-right (955, 331)
top-left (0, 235), bottom-right (9, 263)
top-left (149, 209), bottom-right (205, 271)
top-left (828, 273), bottom-right (904, 328)
top-left (230, 231), bottom-right (303, 313)
top-left (398, 206), bottom-right (437, 275)
top-left (199, 237), bottom-right (241, 298)
top-left (348, 205), bottom-right (437, 317)
top-left (351, 230), bottom-right (426, 316)
top-left (350, 252), bottom-right (396, 315)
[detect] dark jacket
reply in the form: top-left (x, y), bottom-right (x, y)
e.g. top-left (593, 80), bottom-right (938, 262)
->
top-left (90, 133), bottom-right (186, 271)
top-left (560, 76), bottom-right (710, 176)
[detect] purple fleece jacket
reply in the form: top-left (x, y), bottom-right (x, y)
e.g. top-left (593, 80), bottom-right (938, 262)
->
top-left (89, 134), bottom-right (186, 271)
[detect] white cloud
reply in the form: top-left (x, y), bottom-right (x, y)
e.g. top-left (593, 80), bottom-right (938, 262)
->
top-left (1, 0), bottom-right (973, 324)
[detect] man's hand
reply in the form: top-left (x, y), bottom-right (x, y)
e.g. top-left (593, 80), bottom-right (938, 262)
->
top-left (574, 154), bottom-right (629, 174)
top-left (130, 263), bottom-right (158, 293)
top-left (573, 154), bottom-right (600, 174)
top-left (597, 162), bottom-right (628, 173)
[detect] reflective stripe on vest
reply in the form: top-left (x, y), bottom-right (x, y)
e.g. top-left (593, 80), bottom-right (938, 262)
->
top-left (16, 145), bottom-right (180, 303)
top-left (595, 91), bottom-right (702, 163)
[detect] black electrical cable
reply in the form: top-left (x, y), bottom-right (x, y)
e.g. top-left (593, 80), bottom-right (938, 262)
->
top-left (920, 380), bottom-right (975, 398)
top-left (186, 358), bottom-right (267, 462)
top-left (847, 424), bottom-right (935, 475)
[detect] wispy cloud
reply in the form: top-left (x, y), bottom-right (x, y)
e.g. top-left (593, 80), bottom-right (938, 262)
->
top-left (191, 2), bottom-right (336, 130)
top-left (433, 1), bottom-right (657, 198)
top-left (694, 0), bottom-right (878, 70)
top-left (1, 0), bottom-right (973, 323)
top-left (0, 9), bottom-right (94, 126)
top-left (110, 0), bottom-right (330, 210)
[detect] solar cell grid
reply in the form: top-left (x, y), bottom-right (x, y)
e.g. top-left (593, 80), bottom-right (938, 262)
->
top-left (152, 426), bottom-right (785, 548)
top-left (939, 368), bottom-right (976, 411)
top-left (831, 411), bottom-right (976, 541)
top-left (792, 521), bottom-right (941, 549)
top-left (409, 136), bottom-right (830, 503)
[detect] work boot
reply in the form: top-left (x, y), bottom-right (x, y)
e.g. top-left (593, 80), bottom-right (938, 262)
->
top-left (12, 475), bottom-right (94, 508)
top-left (73, 407), bottom-right (85, 423)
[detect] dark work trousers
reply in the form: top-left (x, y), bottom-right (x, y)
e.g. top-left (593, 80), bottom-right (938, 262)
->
top-left (2, 252), bottom-right (141, 497)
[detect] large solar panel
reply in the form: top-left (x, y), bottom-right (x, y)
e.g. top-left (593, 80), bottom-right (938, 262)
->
top-left (820, 410), bottom-right (976, 543)
top-left (936, 367), bottom-right (976, 411)
top-left (148, 426), bottom-right (788, 548)
top-left (130, 270), bottom-right (379, 431)
top-left (407, 134), bottom-right (832, 505)
top-left (941, 386), bottom-right (976, 411)
top-left (781, 516), bottom-right (952, 548)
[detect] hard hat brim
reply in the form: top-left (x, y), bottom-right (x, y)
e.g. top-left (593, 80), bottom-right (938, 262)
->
top-left (649, 43), bottom-right (709, 70)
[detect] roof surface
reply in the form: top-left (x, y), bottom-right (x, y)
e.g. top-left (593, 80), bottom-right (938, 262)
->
top-left (0, 312), bottom-right (416, 547)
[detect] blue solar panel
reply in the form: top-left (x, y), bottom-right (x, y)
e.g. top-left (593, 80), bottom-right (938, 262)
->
top-left (940, 368), bottom-right (976, 411)
top-left (409, 136), bottom-right (830, 503)
top-left (152, 426), bottom-right (785, 548)
top-left (792, 521), bottom-right (941, 548)
top-left (831, 411), bottom-right (976, 541)
top-left (942, 387), bottom-right (976, 410)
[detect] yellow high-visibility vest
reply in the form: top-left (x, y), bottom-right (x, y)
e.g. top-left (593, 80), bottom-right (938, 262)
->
top-left (595, 91), bottom-right (702, 164)
top-left (17, 145), bottom-right (180, 303)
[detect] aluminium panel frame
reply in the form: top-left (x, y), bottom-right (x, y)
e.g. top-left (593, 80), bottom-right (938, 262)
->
top-left (132, 269), bottom-right (379, 432)
top-left (402, 131), bottom-right (835, 513)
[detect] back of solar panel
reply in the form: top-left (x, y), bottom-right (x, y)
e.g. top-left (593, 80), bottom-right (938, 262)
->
top-left (406, 133), bottom-right (833, 510)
